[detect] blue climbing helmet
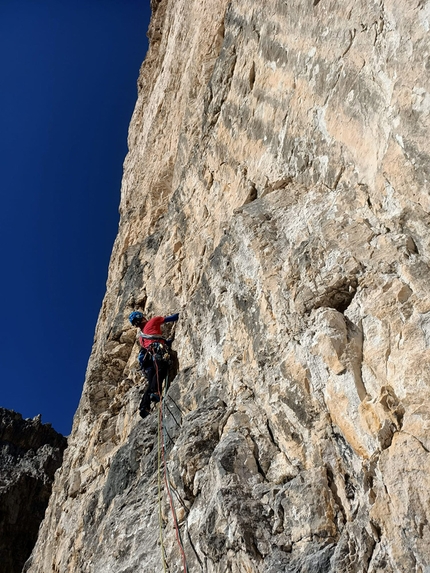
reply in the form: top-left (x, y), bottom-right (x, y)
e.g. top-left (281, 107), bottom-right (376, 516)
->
top-left (129, 311), bottom-right (145, 326)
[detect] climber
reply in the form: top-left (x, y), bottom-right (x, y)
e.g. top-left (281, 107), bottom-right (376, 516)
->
top-left (129, 311), bottom-right (179, 419)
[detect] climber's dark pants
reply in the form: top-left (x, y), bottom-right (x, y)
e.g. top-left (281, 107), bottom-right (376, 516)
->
top-left (139, 359), bottom-right (168, 417)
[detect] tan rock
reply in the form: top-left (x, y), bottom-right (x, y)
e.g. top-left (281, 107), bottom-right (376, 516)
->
top-left (26, 0), bottom-right (430, 572)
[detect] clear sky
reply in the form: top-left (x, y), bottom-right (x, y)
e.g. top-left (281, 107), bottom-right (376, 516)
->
top-left (0, 1), bottom-right (151, 435)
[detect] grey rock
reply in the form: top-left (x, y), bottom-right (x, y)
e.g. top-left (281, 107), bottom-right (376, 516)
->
top-left (26, 0), bottom-right (430, 571)
top-left (0, 408), bottom-right (66, 573)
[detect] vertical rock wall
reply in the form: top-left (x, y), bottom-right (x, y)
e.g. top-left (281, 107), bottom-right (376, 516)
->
top-left (28, 0), bottom-right (430, 572)
top-left (0, 409), bottom-right (66, 573)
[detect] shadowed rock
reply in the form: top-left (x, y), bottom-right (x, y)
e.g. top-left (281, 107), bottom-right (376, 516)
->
top-left (0, 408), bottom-right (67, 573)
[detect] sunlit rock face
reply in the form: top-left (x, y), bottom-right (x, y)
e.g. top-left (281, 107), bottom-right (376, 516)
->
top-left (0, 409), bottom-right (66, 573)
top-left (27, 0), bottom-right (430, 572)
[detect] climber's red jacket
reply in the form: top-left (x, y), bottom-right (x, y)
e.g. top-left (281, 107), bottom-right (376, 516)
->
top-left (139, 316), bottom-right (165, 348)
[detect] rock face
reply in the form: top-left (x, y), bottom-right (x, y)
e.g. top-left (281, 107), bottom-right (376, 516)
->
top-left (0, 409), bottom-right (67, 573)
top-left (27, 0), bottom-right (430, 572)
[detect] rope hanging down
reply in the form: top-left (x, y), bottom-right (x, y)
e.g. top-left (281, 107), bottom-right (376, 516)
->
top-left (157, 402), bottom-right (168, 573)
top-left (155, 360), bottom-right (189, 573)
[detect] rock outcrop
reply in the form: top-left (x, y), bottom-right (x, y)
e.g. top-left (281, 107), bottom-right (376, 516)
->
top-left (0, 409), bottom-right (67, 573)
top-left (27, 0), bottom-right (430, 572)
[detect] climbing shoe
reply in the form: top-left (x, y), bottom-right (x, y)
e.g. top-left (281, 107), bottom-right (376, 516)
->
top-left (150, 393), bottom-right (160, 403)
top-left (139, 408), bottom-right (151, 419)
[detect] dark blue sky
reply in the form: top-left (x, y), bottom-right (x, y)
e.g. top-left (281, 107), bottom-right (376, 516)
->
top-left (0, 1), bottom-right (151, 435)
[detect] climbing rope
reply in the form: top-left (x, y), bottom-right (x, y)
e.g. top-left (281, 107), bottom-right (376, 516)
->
top-left (161, 397), bottom-right (204, 571)
top-left (155, 359), bottom-right (189, 573)
top-left (161, 397), bottom-right (189, 568)
top-left (157, 400), bottom-right (168, 573)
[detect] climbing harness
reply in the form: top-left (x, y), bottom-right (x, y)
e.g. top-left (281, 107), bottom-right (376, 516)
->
top-left (138, 342), bottom-right (171, 372)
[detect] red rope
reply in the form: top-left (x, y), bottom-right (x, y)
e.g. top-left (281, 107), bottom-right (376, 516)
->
top-left (155, 359), bottom-right (188, 573)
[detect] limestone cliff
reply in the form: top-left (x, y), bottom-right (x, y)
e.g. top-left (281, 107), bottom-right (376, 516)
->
top-left (0, 409), bottom-right (66, 573)
top-left (27, 0), bottom-right (430, 572)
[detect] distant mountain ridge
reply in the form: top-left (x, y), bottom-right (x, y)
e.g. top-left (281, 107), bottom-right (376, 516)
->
top-left (0, 408), bottom-right (67, 573)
